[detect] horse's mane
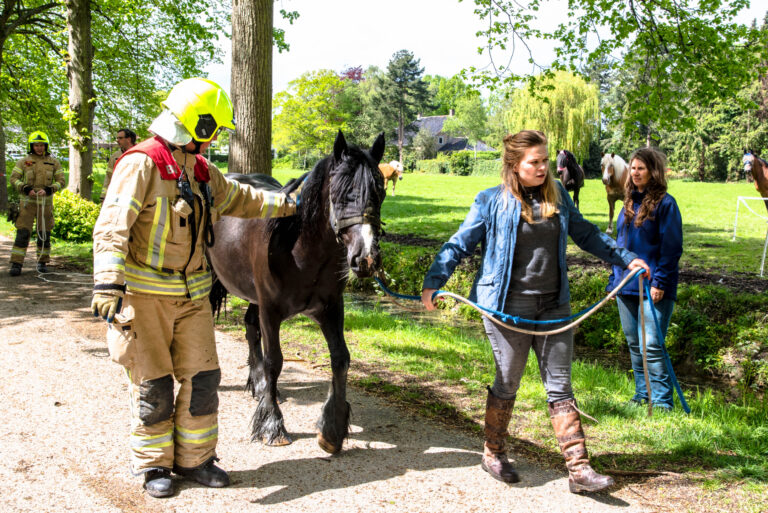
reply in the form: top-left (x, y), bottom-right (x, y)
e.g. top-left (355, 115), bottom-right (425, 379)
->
top-left (264, 144), bottom-right (383, 252)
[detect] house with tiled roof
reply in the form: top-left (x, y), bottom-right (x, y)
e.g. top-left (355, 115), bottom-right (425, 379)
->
top-left (403, 111), bottom-right (495, 153)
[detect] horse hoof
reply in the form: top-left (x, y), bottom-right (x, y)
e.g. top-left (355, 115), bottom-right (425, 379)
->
top-left (317, 434), bottom-right (342, 454)
top-left (263, 434), bottom-right (292, 446)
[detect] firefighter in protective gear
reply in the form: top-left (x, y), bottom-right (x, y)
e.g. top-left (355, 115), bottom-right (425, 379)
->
top-left (8, 131), bottom-right (65, 276)
top-left (100, 128), bottom-right (137, 202)
top-left (91, 78), bottom-right (298, 499)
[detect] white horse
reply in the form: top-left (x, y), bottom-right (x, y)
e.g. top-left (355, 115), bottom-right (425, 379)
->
top-left (600, 153), bottom-right (629, 234)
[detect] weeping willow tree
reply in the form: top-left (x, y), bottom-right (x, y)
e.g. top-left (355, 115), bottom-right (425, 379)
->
top-left (504, 71), bottom-right (598, 163)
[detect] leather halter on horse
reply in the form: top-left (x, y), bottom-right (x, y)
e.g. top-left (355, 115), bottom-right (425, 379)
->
top-left (328, 201), bottom-right (382, 239)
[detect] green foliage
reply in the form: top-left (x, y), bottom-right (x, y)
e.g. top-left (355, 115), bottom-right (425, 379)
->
top-left (272, 70), bottom-right (349, 156)
top-left (411, 126), bottom-right (438, 160)
top-left (415, 158), bottom-right (450, 174)
top-left (441, 93), bottom-right (489, 150)
top-left (423, 74), bottom-right (474, 115)
top-left (471, 160), bottom-right (501, 176)
top-left (470, 0), bottom-right (768, 133)
top-left (52, 190), bottom-right (100, 243)
top-left (449, 152), bottom-right (472, 176)
top-left (502, 71), bottom-right (599, 163)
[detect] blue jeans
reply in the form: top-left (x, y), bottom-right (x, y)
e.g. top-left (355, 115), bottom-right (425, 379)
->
top-left (616, 295), bottom-right (675, 409)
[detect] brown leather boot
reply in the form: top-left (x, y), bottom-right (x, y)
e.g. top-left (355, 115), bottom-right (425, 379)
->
top-left (480, 388), bottom-right (520, 483)
top-left (549, 398), bottom-right (614, 493)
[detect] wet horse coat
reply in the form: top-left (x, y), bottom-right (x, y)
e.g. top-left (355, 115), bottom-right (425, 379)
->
top-left (556, 150), bottom-right (585, 208)
top-left (601, 153), bottom-right (629, 234)
top-left (207, 131), bottom-right (386, 454)
top-left (379, 160), bottom-right (403, 196)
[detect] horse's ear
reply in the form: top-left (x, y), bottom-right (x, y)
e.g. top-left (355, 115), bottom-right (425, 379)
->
top-left (601, 152), bottom-right (604, 157)
top-left (611, 153), bottom-right (615, 158)
top-left (370, 132), bottom-right (386, 164)
top-left (333, 130), bottom-right (347, 161)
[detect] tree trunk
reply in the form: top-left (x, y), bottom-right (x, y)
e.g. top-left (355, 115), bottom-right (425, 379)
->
top-left (0, 113), bottom-right (7, 213)
top-left (397, 112), bottom-right (404, 164)
top-left (66, 0), bottom-right (94, 200)
top-left (231, 0), bottom-right (273, 176)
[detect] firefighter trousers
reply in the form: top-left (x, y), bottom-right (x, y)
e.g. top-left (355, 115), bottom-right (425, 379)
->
top-left (11, 199), bottom-right (53, 265)
top-left (106, 292), bottom-right (221, 474)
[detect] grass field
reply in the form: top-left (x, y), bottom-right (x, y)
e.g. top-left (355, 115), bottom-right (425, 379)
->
top-left (3, 165), bottom-right (767, 507)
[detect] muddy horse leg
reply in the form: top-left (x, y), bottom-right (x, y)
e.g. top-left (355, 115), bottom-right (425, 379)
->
top-left (250, 310), bottom-right (291, 445)
top-left (573, 186), bottom-right (580, 210)
top-left (243, 303), bottom-right (282, 402)
top-left (315, 297), bottom-right (351, 454)
top-left (391, 175), bottom-right (397, 196)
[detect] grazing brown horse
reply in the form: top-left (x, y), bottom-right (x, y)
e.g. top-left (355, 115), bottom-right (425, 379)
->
top-left (600, 152), bottom-right (629, 234)
top-left (378, 160), bottom-right (403, 196)
top-left (744, 154), bottom-right (768, 212)
top-left (207, 131), bottom-right (386, 454)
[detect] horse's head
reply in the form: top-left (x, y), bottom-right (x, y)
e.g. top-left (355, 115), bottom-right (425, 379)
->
top-left (328, 131), bottom-right (386, 278)
top-left (601, 153), bottom-right (615, 185)
top-left (556, 150), bottom-right (566, 174)
top-left (744, 154), bottom-right (754, 174)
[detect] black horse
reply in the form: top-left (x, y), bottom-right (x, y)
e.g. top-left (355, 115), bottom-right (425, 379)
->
top-left (207, 131), bottom-right (386, 454)
top-left (556, 149), bottom-right (585, 208)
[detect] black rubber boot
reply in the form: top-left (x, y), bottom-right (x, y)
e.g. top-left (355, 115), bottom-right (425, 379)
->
top-left (174, 458), bottom-right (230, 488)
top-left (37, 262), bottom-right (49, 273)
top-left (144, 469), bottom-right (173, 498)
top-left (9, 263), bottom-right (22, 277)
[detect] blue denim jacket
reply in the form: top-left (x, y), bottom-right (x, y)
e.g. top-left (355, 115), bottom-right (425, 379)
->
top-left (422, 181), bottom-right (637, 312)
top-left (606, 192), bottom-right (683, 300)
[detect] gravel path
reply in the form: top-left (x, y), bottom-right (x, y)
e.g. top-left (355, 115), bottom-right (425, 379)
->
top-left (0, 236), bottom-right (651, 513)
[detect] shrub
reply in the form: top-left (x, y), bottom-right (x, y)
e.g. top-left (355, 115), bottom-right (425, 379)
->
top-left (52, 190), bottom-right (101, 242)
top-left (416, 158), bottom-right (450, 174)
top-left (472, 160), bottom-right (501, 176)
top-left (449, 152), bottom-right (473, 176)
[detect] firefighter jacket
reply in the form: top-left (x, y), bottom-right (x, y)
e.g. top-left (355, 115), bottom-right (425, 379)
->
top-left (93, 136), bottom-right (296, 300)
top-left (10, 154), bottom-right (65, 204)
top-left (100, 149), bottom-right (124, 200)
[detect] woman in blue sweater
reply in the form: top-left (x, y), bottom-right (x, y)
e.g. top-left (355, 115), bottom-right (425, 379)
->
top-left (607, 147), bottom-right (683, 411)
top-left (421, 130), bottom-right (649, 493)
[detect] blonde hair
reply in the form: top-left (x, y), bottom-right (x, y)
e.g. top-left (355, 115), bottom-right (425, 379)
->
top-left (501, 130), bottom-right (560, 222)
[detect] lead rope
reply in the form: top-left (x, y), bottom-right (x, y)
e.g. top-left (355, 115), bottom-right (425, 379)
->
top-left (638, 274), bottom-right (653, 416)
top-left (34, 192), bottom-right (90, 285)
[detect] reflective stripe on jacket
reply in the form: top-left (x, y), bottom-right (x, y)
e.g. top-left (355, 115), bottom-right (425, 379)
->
top-left (10, 154), bottom-right (65, 203)
top-left (93, 137), bottom-right (296, 299)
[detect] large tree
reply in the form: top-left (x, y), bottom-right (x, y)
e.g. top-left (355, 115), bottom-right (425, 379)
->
top-left (272, 70), bottom-right (348, 160)
top-left (374, 50), bottom-right (432, 163)
top-left (442, 93), bottom-right (489, 157)
top-left (66, 0), bottom-right (94, 199)
top-left (502, 71), bottom-right (598, 163)
top-left (469, 0), bottom-right (768, 133)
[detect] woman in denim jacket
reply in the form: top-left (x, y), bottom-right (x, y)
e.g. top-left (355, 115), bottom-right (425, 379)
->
top-left (421, 130), bottom-right (649, 493)
top-left (606, 147), bottom-right (683, 411)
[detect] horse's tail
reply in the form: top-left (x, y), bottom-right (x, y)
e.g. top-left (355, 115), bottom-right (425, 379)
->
top-left (209, 273), bottom-right (229, 321)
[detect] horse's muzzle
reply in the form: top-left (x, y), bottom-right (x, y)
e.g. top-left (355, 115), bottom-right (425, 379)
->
top-left (350, 253), bottom-right (381, 278)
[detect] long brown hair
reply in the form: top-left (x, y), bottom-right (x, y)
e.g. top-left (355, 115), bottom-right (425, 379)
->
top-left (501, 130), bottom-right (560, 222)
top-left (623, 147), bottom-right (668, 227)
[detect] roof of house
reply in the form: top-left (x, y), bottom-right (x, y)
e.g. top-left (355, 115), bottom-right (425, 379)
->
top-left (402, 114), bottom-right (495, 153)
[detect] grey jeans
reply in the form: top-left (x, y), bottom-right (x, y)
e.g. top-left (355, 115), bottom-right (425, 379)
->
top-left (482, 293), bottom-right (574, 403)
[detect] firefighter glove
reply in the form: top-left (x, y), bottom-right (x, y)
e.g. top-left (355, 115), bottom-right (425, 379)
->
top-left (44, 186), bottom-right (53, 196)
top-left (22, 185), bottom-right (33, 195)
top-left (91, 293), bottom-right (122, 323)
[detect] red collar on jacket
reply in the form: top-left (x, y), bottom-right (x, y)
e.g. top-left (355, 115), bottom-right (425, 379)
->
top-left (116, 136), bottom-right (210, 183)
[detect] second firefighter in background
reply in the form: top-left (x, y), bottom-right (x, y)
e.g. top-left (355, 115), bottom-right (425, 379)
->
top-left (91, 78), bottom-right (298, 498)
top-left (8, 131), bottom-right (65, 276)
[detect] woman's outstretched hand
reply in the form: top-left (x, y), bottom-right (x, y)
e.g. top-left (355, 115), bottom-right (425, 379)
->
top-left (627, 258), bottom-right (651, 278)
top-left (421, 288), bottom-right (438, 310)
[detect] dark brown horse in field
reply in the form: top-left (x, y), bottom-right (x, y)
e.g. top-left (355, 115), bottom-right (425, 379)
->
top-left (556, 149), bottom-right (585, 209)
top-left (743, 153), bottom-right (768, 212)
top-left (207, 131), bottom-right (386, 454)
top-left (600, 152), bottom-right (629, 234)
